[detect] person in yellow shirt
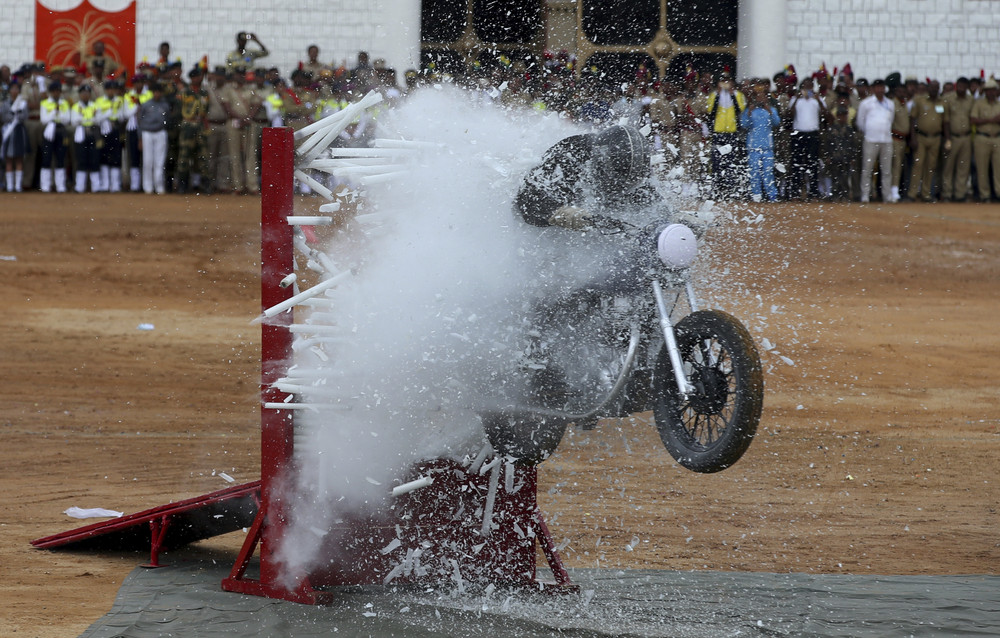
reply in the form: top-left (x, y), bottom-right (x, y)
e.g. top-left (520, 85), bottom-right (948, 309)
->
top-left (705, 71), bottom-right (746, 199)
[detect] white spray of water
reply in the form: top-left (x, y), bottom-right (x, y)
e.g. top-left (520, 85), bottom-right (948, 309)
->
top-left (274, 88), bottom-right (613, 585)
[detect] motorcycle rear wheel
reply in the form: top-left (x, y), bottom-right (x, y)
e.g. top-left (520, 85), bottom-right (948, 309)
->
top-left (653, 309), bottom-right (763, 473)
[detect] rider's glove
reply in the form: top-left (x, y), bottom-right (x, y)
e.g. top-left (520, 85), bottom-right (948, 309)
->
top-left (548, 205), bottom-right (590, 230)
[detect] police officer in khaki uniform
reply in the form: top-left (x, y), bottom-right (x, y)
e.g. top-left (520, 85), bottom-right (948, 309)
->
top-left (20, 64), bottom-right (45, 190)
top-left (218, 70), bottom-right (256, 194)
top-left (906, 80), bottom-right (949, 201)
top-left (204, 67), bottom-right (231, 193)
top-left (888, 83), bottom-right (910, 201)
top-left (941, 77), bottom-right (974, 201)
top-left (970, 78), bottom-right (1000, 202)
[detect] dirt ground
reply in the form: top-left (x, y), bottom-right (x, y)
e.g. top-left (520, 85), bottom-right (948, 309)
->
top-left (1, 193), bottom-right (998, 637)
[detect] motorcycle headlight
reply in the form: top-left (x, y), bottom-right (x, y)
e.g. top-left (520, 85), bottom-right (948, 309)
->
top-left (656, 224), bottom-right (697, 269)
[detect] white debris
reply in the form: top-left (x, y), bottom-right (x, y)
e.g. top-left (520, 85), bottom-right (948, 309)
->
top-left (380, 538), bottom-right (402, 554)
top-left (717, 144), bottom-right (733, 155)
top-left (391, 475), bottom-right (434, 497)
top-left (64, 506), bottom-right (122, 519)
top-left (218, 472), bottom-right (235, 483)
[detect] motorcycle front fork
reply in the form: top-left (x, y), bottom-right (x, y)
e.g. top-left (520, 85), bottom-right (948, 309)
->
top-left (652, 280), bottom-right (702, 398)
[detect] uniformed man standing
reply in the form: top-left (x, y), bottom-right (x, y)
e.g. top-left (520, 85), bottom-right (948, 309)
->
top-left (39, 81), bottom-right (71, 193)
top-left (204, 67), bottom-right (231, 193)
top-left (176, 67), bottom-right (209, 194)
top-left (70, 84), bottom-right (101, 192)
top-left (889, 83), bottom-right (911, 202)
top-left (906, 80), bottom-right (949, 202)
top-left (218, 71), bottom-right (253, 194)
top-left (941, 77), bottom-right (974, 201)
top-left (969, 78), bottom-right (1000, 202)
top-left (20, 64), bottom-right (45, 190)
top-left (94, 79), bottom-right (124, 191)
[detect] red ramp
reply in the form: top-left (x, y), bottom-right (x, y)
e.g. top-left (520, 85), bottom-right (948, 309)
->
top-left (32, 481), bottom-right (260, 567)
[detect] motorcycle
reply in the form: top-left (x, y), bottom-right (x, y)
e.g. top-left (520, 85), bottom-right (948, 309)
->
top-left (480, 218), bottom-right (764, 473)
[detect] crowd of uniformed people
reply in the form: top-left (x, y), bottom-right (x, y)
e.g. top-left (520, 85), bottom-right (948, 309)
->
top-left (3, 39), bottom-right (1000, 203)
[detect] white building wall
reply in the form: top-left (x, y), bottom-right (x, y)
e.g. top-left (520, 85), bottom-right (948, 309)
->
top-left (781, 0), bottom-right (1000, 82)
top-left (1, 0), bottom-right (420, 79)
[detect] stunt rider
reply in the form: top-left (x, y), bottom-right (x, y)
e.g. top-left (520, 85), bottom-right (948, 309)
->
top-left (515, 123), bottom-right (703, 236)
top-left (512, 124), bottom-right (701, 413)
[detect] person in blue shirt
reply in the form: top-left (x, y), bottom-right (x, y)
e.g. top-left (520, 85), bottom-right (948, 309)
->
top-left (740, 86), bottom-right (781, 202)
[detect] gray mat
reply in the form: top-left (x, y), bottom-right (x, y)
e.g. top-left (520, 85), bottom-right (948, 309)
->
top-left (79, 556), bottom-right (1000, 637)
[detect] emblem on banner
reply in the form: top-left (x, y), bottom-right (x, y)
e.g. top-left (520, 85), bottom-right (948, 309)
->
top-left (35, 0), bottom-right (136, 76)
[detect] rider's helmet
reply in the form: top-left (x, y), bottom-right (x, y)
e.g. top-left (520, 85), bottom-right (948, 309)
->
top-left (591, 124), bottom-right (651, 193)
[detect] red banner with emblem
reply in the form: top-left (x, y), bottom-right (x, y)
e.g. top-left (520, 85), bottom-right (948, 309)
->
top-left (35, 0), bottom-right (136, 79)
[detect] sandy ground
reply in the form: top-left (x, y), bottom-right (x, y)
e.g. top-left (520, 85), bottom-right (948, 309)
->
top-left (1, 193), bottom-right (998, 637)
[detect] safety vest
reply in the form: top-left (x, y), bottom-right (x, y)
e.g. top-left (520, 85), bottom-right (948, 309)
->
top-left (266, 92), bottom-right (284, 113)
top-left (95, 95), bottom-right (123, 122)
top-left (73, 100), bottom-right (99, 127)
top-left (315, 97), bottom-right (348, 119)
top-left (40, 97), bottom-right (71, 125)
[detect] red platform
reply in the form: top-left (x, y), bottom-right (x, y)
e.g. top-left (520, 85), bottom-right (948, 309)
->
top-left (31, 481), bottom-right (260, 567)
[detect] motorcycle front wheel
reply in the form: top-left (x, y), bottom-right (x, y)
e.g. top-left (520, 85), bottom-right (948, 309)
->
top-left (653, 309), bottom-right (763, 473)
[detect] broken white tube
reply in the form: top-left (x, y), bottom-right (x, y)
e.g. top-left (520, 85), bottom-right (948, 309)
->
top-left (480, 462), bottom-right (501, 538)
top-left (286, 216), bottom-right (332, 226)
top-left (293, 169), bottom-right (334, 201)
top-left (261, 270), bottom-right (351, 318)
top-left (391, 475), bottom-right (434, 497)
top-left (293, 91), bottom-right (383, 140)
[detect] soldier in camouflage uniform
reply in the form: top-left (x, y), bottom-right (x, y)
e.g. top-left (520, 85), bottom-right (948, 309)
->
top-left (176, 67), bottom-right (209, 194)
top-left (161, 61), bottom-right (185, 192)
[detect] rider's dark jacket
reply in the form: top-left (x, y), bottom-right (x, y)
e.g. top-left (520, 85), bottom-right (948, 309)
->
top-left (514, 131), bottom-right (664, 228)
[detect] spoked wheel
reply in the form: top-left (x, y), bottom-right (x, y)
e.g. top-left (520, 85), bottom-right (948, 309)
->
top-left (653, 309), bottom-right (763, 473)
top-left (481, 411), bottom-right (568, 466)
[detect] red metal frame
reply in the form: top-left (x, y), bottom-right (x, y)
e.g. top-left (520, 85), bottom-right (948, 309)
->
top-left (220, 126), bottom-right (575, 602)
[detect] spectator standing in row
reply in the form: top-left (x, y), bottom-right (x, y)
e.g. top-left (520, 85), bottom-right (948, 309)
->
top-left (822, 106), bottom-right (859, 201)
top-left (855, 78), bottom-right (895, 203)
top-left (1, 80), bottom-right (30, 192)
top-left (941, 77), bottom-right (974, 202)
top-left (787, 77), bottom-right (825, 199)
top-left (204, 67), bottom-right (231, 193)
top-left (70, 84), bottom-right (100, 192)
top-left (889, 83), bottom-right (911, 202)
top-left (970, 78), bottom-right (1000, 202)
top-left (706, 70), bottom-right (745, 199)
top-left (96, 80), bottom-right (124, 192)
top-left (175, 67), bottom-right (208, 194)
top-left (137, 82), bottom-right (169, 194)
top-left (740, 85), bottom-right (780, 202)
top-left (906, 80), bottom-right (949, 202)
top-left (123, 75), bottom-right (150, 191)
top-left (227, 32), bottom-right (269, 72)
top-left (39, 81), bottom-right (71, 192)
